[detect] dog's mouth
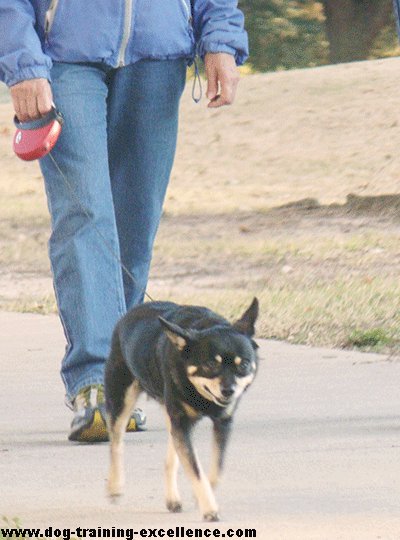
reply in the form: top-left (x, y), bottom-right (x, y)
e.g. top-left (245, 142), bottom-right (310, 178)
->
top-left (204, 385), bottom-right (232, 407)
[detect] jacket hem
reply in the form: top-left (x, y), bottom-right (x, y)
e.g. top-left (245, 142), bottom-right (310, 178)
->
top-left (110, 51), bottom-right (195, 68)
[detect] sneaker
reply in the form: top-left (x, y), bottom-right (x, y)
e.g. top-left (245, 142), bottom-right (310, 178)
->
top-left (68, 384), bottom-right (146, 442)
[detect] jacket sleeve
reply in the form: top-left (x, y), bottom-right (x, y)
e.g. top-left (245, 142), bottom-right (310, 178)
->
top-left (394, 0), bottom-right (400, 38)
top-left (192, 0), bottom-right (249, 65)
top-left (0, 0), bottom-right (52, 87)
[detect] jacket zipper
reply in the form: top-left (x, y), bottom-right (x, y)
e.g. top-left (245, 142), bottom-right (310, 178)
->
top-left (44, 0), bottom-right (60, 43)
top-left (179, 0), bottom-right (192, 24)
top-left (117, 0), bottom-right (133, 67)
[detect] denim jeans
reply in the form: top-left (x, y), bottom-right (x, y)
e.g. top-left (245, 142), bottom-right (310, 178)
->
top-left (40, 59), bottom-right (187, 402)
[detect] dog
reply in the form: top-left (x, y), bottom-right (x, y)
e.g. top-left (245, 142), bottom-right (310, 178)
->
top-left (105, 298), bottom-right (259, 521)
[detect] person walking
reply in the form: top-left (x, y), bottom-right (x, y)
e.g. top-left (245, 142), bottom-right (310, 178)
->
top-left (0, 1), bottom-right (248, 442)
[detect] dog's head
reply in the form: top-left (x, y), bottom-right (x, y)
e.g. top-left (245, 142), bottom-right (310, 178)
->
top-left (159, 298), bottom-right (259, 408)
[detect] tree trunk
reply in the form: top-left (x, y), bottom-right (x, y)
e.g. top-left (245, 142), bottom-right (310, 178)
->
top-left (322, 0), bottom-right (393, 63)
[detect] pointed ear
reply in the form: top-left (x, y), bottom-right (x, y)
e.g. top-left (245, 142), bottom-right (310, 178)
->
top-left (159, 317), bottom-right (196, 351)
top-left (233, 297), bottom-right (259, 337)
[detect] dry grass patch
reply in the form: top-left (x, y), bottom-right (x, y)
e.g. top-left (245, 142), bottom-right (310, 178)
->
top-left (1, 60), bottom-right (400, 353)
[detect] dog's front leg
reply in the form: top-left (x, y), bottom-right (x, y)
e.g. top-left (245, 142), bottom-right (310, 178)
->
top-left (108, 420), bottom-right (125, 499)
top-left (164, 413), bottom-right (182, 512)
top-left (169, 417), bottom-right (219, 522)
top-left (209, 416), bottom-right (233, 489)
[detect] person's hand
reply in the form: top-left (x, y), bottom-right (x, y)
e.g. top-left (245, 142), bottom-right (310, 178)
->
top-left (10, 78), bottom-right (53, 122)
top-left (204, 52), bottom-right (240, 108)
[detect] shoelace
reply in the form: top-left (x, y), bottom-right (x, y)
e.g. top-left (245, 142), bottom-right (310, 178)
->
top-left (74, 385), bottom-right (104, 410)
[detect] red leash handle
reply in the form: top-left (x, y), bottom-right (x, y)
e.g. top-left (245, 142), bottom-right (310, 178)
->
top-left (13, 107), bottom-right (63, 161)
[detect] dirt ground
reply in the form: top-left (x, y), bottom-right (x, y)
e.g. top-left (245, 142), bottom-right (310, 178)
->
top-left (0, 57), bottom-right (400, 349)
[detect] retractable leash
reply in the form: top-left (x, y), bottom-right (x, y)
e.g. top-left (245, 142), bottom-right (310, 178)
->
top-left (13, 107), bottom-right (63, 160)
top-left (192, 58), bottom-right (203, 103)
top-left (13, 107), bottom-right (155, 303)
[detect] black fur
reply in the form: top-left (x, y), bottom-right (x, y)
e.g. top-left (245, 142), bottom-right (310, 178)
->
top-left (105, 298), bottom-right (259, 521)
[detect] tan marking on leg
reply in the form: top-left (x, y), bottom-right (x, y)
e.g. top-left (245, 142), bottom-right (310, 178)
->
top-left (107, 381), bottom-right (140, 498)
top-left (171, 431), bottom-right (219, 521)
top-left (208, 432), bottom-right (221, 489)
top-left (164, 412), bottom-right (182, 512)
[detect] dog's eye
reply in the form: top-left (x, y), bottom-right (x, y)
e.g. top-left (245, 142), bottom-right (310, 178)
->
top-left (204, 358), bottom-right (221, 372)
top-left (236, 358), bottom-right (252, 376)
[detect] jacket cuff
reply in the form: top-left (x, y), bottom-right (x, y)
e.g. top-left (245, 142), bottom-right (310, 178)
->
top-left (197, 41), bottom-right (248, 66)
top-left (7, 64), bottom-right (52, 87)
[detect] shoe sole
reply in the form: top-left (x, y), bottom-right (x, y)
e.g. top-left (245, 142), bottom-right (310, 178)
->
top-left (69, 409), bottom-right (109, 443)
top-left (126, 416), bottom-right (139, 432)
top-left (69, 410), bottom-right (141, 443)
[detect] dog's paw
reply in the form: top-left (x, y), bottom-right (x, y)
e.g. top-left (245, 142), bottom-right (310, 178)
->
top-left (108, 493), bottom-right (123, 505)
top-left (166, 500), bottom-right (183, 513)
top-left (209, 477), bottom-right (219, 490)
top-left (203, 511), bottom-right (220, 522)
top-left (107, 479), bottom-right (125, 499)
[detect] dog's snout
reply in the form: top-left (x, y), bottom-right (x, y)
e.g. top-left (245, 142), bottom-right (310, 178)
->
top-left (221, 385), bottom-right (235, 398)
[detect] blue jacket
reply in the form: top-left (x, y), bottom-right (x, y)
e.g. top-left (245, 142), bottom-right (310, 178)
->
top-left (0, 0), bottom-right (248, 87)
top-left (394, 0), bottom-right (400, 36)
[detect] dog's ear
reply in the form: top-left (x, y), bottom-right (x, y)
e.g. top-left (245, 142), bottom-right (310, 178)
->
top-left (233, 297), bottom-right (259, 337)
top-left (159, 317), bottom-right (197, 351)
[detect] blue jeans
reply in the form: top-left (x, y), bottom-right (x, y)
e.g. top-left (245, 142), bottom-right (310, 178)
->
top-left (40, 59), bottom-right (186, 402)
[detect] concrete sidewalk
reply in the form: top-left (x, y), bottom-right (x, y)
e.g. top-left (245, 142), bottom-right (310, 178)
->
top-left (1, 311), bottom-right (399, 539)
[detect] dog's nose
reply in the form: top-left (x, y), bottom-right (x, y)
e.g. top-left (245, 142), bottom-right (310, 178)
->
top-left (221, 386), bottom-right (235, 398)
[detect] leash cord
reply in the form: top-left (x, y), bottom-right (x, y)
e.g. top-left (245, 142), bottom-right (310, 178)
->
top-left (192, 58), bottom-right (202, 104)
top-left (48, 151), bottom-right (156, 303)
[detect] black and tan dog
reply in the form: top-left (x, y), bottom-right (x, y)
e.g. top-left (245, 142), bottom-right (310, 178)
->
top-left (105, 298), bottom-right (259, 521)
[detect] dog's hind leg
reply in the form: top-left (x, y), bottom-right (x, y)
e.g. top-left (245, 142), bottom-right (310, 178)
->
top-left (105, 338), bottom-right (141, 498)
top-left (106, 379), bottom-right (141, 498)
top-left (168, 416), bottom-right (219, 522)
top-left (209, 417), bottom-right (233, 489)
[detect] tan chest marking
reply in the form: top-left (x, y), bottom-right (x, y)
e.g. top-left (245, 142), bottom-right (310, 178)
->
top-left (182, 402), bottom-right (201, 420)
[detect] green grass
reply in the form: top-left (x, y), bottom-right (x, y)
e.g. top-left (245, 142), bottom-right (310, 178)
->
top-left (345, 328), bottom-right (394, 351)
top-left (0, 517), bottom-right (23, 539)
